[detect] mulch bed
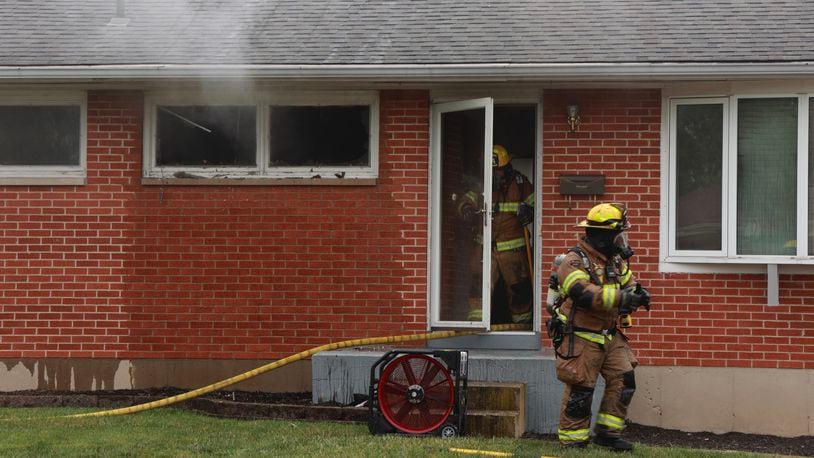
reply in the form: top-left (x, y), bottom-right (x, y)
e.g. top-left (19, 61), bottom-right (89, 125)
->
top-left (1, 389), bottom-right (811, 456)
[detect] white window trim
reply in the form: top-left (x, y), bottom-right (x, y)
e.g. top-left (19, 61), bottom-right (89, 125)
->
top-left (0, 91), bottom-right (87, 183)
top-left (143, 90), bottom-right (379, 181)
top-left (662, 88), bottom-right (814, 271)
top-left (667, 97), bottom-right (729, 258)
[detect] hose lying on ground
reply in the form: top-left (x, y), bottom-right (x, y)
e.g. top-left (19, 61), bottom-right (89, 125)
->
top-left (68, 323), bottom-right (529, 418)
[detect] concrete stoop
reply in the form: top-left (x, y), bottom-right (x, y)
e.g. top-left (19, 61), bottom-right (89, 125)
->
top-left (466, 381), bottom-right (526, 438)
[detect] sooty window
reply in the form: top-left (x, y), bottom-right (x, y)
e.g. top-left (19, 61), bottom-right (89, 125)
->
top-left (0, 92), bottom-right (86, 183)
top-left (144, 91), bottom-right (379, 181)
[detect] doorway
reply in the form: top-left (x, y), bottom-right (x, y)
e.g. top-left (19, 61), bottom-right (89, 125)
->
top-left (429, 97), bottom-right (540, 349)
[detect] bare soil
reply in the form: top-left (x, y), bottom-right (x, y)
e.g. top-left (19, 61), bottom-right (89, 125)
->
top-left (1, 389), bottom-right (810, 456)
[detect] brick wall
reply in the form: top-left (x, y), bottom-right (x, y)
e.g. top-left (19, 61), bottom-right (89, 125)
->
top-left (542, 89), bottom-right (814, 369)
top-left (0, 89), bottom-right (430, 360)
top-left (1, 87), bottom-right (812, 369)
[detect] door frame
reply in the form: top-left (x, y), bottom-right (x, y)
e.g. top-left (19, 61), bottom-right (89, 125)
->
top-left (427, 92), bottom-right (543, 350)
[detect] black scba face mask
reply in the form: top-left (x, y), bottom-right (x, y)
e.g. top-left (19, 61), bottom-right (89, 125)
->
top-left (587, 228), bottom-right (634, 259)
top-left (613, 231), bottom-right (634, 259)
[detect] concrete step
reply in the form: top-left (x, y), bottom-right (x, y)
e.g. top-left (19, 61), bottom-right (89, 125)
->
top-left (466, 410), bottom-right (524, 439)
top-left (468, 381), bottom-right (525, 411)
top-left (466, 381), bottom-right (526, 438)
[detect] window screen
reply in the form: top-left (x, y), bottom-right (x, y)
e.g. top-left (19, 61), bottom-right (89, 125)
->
top-left (156, 105), bottom-right (256, 167)
top-left (0, 105), bottom-right (80, 166)
top-left (674, 103), bottom-right (724, 251)
top-left (269, 106), bottom-right (370, 167)
top-left (737, 98), bottom-right (798, 255)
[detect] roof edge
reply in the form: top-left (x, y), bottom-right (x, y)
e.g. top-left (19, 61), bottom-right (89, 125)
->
top-left (0, 62), bottom-right (813, 81)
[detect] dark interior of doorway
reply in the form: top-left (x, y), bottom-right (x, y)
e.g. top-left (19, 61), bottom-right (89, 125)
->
top-left (494, 104), bottom-right (536, 162)
top-left (491, 103), bottom-right (536, 327)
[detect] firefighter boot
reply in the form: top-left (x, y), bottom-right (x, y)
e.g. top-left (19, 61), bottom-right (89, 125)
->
top-left (593, 435), bottom-right (634, 452)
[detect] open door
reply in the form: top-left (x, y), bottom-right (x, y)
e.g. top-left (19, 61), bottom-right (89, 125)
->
top-left (429, 98), bottom-right (494, 330)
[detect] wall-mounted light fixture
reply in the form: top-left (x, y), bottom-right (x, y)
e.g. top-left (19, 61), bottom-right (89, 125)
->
top-left (566, 104), bottom-right (581, 133)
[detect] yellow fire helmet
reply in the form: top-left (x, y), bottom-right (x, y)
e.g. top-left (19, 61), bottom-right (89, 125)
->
top-left (576, 202), bottom-right (631, 230)
top-left (492, 144), bottom-right (512, 168)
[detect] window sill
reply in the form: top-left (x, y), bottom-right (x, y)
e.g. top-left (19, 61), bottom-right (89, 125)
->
top-left (0, 176), bottom-right (86, 186)
top-left (141, 177), bottom-right (377, 186)
top-left (660, 258), bottom-right (814, 274)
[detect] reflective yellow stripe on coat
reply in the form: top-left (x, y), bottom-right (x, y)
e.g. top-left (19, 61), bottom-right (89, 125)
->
top-left (601, 284), bottom-right (619, 310)
top-left (560, 270), bottom-right (590, 294)
top-left (620, 265), bottom-right (633, 285)
top-left (573, 330), bottom-right (613, 345)
top-left (494, 202), bottom-right (520, 212)
top-left (524, 193), bottom-right (535, 205)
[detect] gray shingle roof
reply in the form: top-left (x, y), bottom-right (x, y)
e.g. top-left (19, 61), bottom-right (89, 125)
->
top-left (1, 0), bottom-right (813, 67)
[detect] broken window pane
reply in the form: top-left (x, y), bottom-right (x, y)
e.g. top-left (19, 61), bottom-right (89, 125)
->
top-left (156, 105), bottom-right (256, 167)
top-left (0, 105), bottom-right (80, 166)
top-left (269, 106), bottom-right (370, 167)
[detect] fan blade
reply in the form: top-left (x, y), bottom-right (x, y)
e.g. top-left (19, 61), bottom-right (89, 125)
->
top-left (418, 360), bottom-right (442, 388)
top-left (392, 398), bottom-right (416, 422)
top-left (416, 401), bottom-right (435, 425)
top-left (400, 359), bottom-right (418, 385)
top-left (382, 380), bottom-right (408, 395)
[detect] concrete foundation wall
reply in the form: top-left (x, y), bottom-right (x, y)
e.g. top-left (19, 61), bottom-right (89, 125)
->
top-left (312, 349), bottom-right (604, 434)
top-left (313, 350), bottom-right (813, 437)
top-left (0, 359), bottom-right (311, 393)
top-left (630, 366), bottom-right (814, 437)
top-left (3, 357), bottom-right (811, 438)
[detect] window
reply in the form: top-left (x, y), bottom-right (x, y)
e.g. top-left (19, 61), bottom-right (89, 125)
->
top-left (0, 92), bottom-right (86, 182)
top-left (144, 92), bottom-right (378, 181)
top-left (269, 106), bottom-right (370, 167)
top-left (668, 95), bottom-right (812, 264)
top-left (156, 105), bottom-right (256, 167)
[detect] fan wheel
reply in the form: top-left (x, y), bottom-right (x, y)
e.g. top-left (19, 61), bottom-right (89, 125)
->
top-left (377, 353), bottom-right (455, 434)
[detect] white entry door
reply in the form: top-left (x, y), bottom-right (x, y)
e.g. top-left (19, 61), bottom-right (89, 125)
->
top-left (429, 98), bottom-right (494, 330)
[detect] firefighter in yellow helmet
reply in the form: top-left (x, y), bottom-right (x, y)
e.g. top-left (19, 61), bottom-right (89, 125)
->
top-left (458, 145), bottom-right (535, 324)
top-left (551, 203), bottom-right (651, 451)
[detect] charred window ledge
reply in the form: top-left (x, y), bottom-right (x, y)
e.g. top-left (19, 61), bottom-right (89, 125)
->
top-left (141, 176), bottom-right (376, 186)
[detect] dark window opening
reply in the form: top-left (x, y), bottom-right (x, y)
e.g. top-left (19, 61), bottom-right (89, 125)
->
top-left (156, 105), bottom-right (256, 167)
top-left (269, 106), bottom-right (370, 167)
top-left (0, 105), bottom-right (80, 166)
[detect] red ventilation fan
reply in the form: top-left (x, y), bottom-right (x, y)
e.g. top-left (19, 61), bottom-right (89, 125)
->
top-left (368, 350), bottom-right (468, 437)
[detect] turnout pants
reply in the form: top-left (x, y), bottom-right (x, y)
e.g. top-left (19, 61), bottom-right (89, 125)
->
top-left (555, 332), bottom-right (638, 446)
top-left (467, 247), bottom-right (532, 323)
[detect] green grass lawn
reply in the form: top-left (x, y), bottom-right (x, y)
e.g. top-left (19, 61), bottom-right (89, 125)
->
top-left (0, 408), bottom-right (769, 457)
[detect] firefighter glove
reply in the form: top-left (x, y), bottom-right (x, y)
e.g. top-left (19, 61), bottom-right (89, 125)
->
top-left (620, 289), bottom-right (649, 315)
top-left (460, 205), bottom-right (478, 225)
top-left (517, 202), bottom-right (533, 226)
top-left (635, 283), bottom-right (651, 311)
top-left (548, 273), bottom-right (559, 290)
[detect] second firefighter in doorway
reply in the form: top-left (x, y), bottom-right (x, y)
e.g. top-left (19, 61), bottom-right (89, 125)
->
top-left (549, 203), bottom-right (651, 451)
top-left (458, 144), bottom-right (535, 324)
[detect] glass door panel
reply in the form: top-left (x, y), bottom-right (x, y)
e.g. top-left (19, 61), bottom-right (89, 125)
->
top-left (430, 98), bottom-right (493, 329)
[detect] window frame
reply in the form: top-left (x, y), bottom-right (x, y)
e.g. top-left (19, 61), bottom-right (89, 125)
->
top-left (664, 92), bottom-right (813, 266)
top-left (0, 91), bottom-right (87, 184)
top-left (668, 97), bottom-right (730, 258)
top-left (143, 90), bottom-right (379, 181)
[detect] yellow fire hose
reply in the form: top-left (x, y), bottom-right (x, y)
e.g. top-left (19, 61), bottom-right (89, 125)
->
top-left (449, 447), bottom-right (515, 456)
top-left (67, 323), bottom-right (529, 419)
